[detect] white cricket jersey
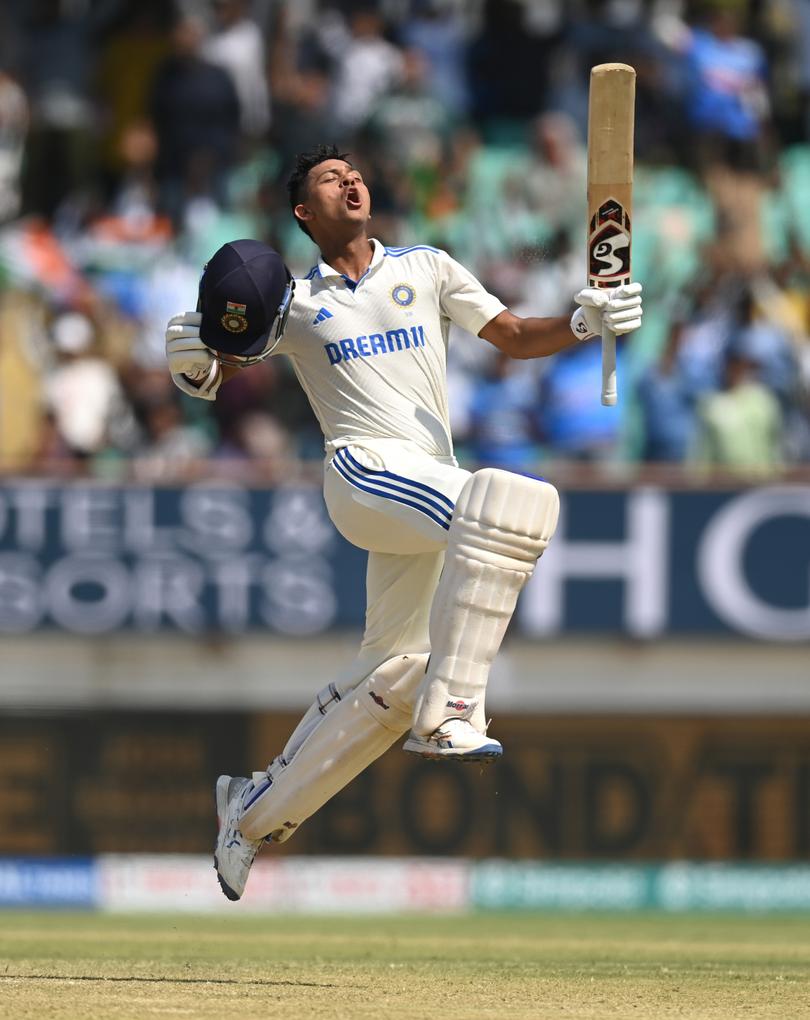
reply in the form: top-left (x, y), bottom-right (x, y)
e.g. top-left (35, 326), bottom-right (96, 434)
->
top-left (273, 239), bottom-right (506, 458)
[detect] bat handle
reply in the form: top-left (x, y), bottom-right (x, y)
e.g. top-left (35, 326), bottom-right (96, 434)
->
top-left (601, 327), bottom-right (617, 406)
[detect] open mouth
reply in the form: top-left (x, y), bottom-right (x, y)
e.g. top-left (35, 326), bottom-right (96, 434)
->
top-left (345, 189), bottom-right (362, 210)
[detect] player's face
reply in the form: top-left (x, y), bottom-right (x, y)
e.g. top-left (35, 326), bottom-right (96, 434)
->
top-left (299, 159), bottom-right (371, 234)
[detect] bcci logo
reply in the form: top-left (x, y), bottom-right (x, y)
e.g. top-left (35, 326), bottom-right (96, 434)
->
top-left (391, 283), bottom-right (415, 307)
top-left (222, 300), bottom-right (248, 333)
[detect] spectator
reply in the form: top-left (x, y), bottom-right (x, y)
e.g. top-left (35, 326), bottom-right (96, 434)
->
top-left (521, 113), bottom-right (587, 240)
top-left (327, 6), bottom-right (404, 135)
top-left (468, 0), bottom-right (564, 121)
top-left (133, 394), bottom-right (212, 483)
top-left (365, 48), bottom-right (450, 169)
top-left (536, 339), bottom-right (621, 461)
top-left (27, 412), bottom-right (81, 477)
top-left (692, 330), bottom-right (784, 475)
top-left (42, 311), bottom-right (134, 461)
top-left (521, 229), bottom-right (584, 322)
top-left (272, 68), bottom-right (334, 173)
top-left (752, 250), bottom-right (810, 459)
top-left (95, 2), bottom-right (170, 185)
top-left (732, 289), bottom-right (796, 408)
top-left (19, 0), bottom-right (98, 216)
top-left (149, 16), bottom-right (241, 225)
top-left (637, 320), bottom-right (698, 463)
top-left (1, 0), bottom-right (809, 482)
top-left (88, 121), bottom-right (171, 250)
top-left (0, 66), bottom-right (28, 222)
top-left (682, 2), bottom-right (770, 166)
top-left (399, 0), bottom-right (470, 118)
top-left (214, 408), bottom-right (296, 483)
top-left (794, 0), bottom-right (810, 139)
top-left (672, 277), bottom-right (736, 402)
top-left (467, 350), bottom-right (540, 471)
top-left (203, 0), bottom-right (271, 139)
top-left (679, 4), bottom-right (772, 272)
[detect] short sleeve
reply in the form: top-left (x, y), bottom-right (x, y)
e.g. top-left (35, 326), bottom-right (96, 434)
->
top-left (436, 251), bottom-right (506, 336)
top-left (270, 298), bottom-right (306, 357)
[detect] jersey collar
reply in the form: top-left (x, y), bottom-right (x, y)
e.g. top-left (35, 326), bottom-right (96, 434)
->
top-left (314, 238), bottom-right (385, 290)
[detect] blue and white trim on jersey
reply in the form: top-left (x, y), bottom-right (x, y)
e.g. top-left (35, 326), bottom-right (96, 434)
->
top-left (332, 447), bottom-right (455, 530)
top-left (300, 242), bottom-right (439, 284)
top-left (384, 245), bottom-right (440, 258)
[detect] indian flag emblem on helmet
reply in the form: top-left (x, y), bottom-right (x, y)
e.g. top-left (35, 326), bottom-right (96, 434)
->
top-left (222, 300), bottom-right (248, 333)
top-left (391, 283), bottom-right (415, 307)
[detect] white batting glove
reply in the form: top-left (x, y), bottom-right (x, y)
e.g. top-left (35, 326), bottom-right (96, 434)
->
top-left (165, 311), bottom-right (222, 401)
top-left (570, 282), bottom-right (643, 341)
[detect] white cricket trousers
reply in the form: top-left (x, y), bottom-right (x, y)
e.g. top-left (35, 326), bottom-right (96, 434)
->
top-left (237, 439), bottom-right (553, 841)
top-left (322, 438), bottom-right (471, 689)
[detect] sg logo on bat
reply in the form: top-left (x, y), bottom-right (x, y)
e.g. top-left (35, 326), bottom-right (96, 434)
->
top-left (588, 198), bottom-right (631, 287)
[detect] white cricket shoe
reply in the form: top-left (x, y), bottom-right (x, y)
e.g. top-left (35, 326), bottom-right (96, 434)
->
top-left (402, 719), bottom-right (503, 762)
top-left (214, 775), bottom-right (263, 901)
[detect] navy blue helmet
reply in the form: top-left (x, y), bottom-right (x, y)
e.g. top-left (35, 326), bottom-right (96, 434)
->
top-left (198, 239), bottom-right (294, 366)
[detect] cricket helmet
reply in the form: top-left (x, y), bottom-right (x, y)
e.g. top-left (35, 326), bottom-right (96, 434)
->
top-left (198, 239), bottom-right (294, 366)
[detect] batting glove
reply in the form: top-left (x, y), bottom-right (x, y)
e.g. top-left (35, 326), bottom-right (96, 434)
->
top-left (570, 281), bottom-right (643, 341)
top-left (166, 311), bottom-right (222, 401)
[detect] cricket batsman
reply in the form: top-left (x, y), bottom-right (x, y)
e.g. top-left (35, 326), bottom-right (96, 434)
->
top-left (165, 144), bottom-right (643, 900)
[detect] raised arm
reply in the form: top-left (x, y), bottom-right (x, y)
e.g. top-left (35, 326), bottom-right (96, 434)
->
top-left (479, 310), bottom-right (576, 359)
top-left (479, 282), bottom-right (643, 360)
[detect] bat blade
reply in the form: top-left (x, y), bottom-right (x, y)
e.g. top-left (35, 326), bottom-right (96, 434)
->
top-left (587, 62), bottom-right (635, 407)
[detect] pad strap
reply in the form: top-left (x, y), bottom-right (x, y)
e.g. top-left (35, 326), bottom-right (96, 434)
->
top-left (239, 654), bottom-right (428, 842)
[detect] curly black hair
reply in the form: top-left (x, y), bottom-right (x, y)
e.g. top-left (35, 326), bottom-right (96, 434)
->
top-left (286, 144), bottom-right (352, 238)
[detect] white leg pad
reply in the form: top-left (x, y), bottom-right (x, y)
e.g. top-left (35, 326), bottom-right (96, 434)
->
top-left (412, 469), bottom-right (559, 736)
top-left (239, 653), bottom-right (428, 841)
top-left (275, 650), bottom-right (393, 765)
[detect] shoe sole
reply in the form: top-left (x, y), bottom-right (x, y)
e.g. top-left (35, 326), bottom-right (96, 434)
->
top-left (402, 738), bottom-right (502, 763)
top-left (214, 867), bottom-right (241, 902)
top-left (214, 775), bottom-right (242, 902)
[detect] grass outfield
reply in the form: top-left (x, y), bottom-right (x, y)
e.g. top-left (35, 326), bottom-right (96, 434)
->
top-left (0, 912), bottom-right (808, 1019)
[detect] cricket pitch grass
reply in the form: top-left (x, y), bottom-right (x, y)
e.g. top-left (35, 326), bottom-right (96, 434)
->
top-left (1, 911), bottom-right (808, 1019)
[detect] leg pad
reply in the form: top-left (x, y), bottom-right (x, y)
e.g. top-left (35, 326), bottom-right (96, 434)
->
top-left (239, 653), bottom-right (428, 841)
top-left (413, 469), bottom-right (559, 736)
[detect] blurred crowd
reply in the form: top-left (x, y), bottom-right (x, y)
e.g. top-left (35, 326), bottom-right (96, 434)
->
top-left (1, 0), bottom-right (810, 482)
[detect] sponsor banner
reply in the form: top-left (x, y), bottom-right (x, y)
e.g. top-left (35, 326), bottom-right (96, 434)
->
top-left (520, 484), bottom-right (810, 641)
top-left (657, 862), bottom-right (810, 911)
top-left (98, 855), bottom-right (469, 914)
top-left (0, 484), bottom-right (360, 637)
top-left (473, 862), bottom-right (652, 911)
top-left (0, 857), bottom-right (96, 907)
top-left (4, 712), bottom-right (810, 861)
top-left (4, 855), bottom-right (809, 913)
top-left (0, 712), bottom-right (249, 857)
top-left (0, 482), bottom-right (809, 639)
top-left (252, 713), bottom-right (810, 862)
top-left (472, 862), bottom-right (810, 913)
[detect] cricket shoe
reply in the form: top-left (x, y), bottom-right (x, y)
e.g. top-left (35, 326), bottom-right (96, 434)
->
top-left (214, 775), bottom-right (263, 901)
top-left (402, 719), bottom-right (503, 762)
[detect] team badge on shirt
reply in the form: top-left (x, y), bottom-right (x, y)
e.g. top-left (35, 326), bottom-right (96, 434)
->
top-left (222, 300), bottom-right (248, 333)
top-left (391, 283), bottom-right (415, 307)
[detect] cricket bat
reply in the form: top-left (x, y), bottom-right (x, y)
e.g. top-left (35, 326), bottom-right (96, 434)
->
top-left (587, 63), bottom-right (636, 406)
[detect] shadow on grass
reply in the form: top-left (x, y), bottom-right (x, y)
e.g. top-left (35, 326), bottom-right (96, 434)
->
top-left (0, 974), bottom-right (341, 988)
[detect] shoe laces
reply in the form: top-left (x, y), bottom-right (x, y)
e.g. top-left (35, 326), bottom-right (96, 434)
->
top-left (225, 822), bottom-right (260, 860)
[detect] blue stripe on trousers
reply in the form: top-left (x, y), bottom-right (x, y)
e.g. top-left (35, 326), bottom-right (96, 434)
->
top-left (340, 448), bottom-right (456, 513)
top-left (332, 454), bottom-right (452, 531)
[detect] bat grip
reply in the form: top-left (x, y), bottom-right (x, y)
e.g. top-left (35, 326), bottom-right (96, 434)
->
top-left (601, 327), bottom-right (617, 406)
